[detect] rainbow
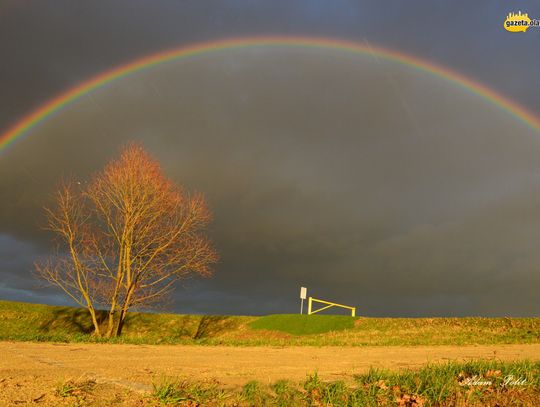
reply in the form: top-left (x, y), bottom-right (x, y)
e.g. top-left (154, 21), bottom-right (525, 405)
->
top-left (2, 36), bottom-right (540, 154)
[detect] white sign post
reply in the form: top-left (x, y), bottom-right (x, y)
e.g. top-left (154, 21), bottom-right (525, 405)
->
top-left (300, 287), bottom-right (307, 314)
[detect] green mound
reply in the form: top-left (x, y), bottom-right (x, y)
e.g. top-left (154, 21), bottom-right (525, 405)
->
top-left (249, 314), bottom-right (355, 335)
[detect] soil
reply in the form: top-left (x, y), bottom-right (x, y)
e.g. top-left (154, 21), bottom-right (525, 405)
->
top-left (1, 341), bottom-right (539, 405)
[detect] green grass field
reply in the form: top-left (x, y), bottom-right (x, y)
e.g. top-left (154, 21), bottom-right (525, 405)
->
top-left (1, 299), bottom-right (539, 346)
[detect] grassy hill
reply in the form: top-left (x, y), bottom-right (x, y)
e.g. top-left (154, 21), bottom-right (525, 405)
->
top-left (0, 299), bottom-right (539, 346)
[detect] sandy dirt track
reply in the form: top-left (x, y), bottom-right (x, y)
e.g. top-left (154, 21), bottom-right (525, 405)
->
top-left (3, 341), bottom-right (540, 387)
top-left (1, 341), bottom-right (540, 404)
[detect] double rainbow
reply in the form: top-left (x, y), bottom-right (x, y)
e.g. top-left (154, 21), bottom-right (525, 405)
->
top-left (1, 36), bottom-right (539, 154)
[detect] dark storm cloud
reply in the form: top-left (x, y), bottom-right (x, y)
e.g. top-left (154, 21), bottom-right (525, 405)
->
top-left (0, 234), bottom-right (68, 305)
top-left (2, 47), bottom-right (540, 316)
top-left (2, 1), bottom-right (540, 316)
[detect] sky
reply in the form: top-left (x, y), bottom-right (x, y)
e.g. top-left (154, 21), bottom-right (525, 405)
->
top-left (1, 1), bottom-right (540, 316)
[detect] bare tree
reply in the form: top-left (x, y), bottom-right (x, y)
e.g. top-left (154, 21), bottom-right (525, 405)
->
top-left (36, 144), bottom-right (218, 337)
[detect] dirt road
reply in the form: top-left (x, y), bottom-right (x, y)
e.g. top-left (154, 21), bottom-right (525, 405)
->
top-left (1, 341), bottom-right (540, 405)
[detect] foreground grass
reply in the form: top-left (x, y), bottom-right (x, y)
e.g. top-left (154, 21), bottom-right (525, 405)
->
top-left (7, 361), bottom-right (538, 406)
top-left (150, 360), bottom-right (540, 406)
top-left (1, 300), bottom-right (539, 346)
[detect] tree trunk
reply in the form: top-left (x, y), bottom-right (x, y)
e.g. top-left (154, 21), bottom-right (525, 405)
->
top-left (113, 286), bottom-right (135, 337)
top-left (106, 275), bottom-right (123, 338)
top-left (113, 301), bottom-right (130, 336)
top-left (88, 306), bottom-right (102, 337)
top-left (106, 309), bottom-right (117, 338)
top-left (115, 310), bottom-right (127, 337)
